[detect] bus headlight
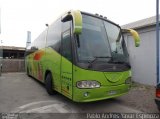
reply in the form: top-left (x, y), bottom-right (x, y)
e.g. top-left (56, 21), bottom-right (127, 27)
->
top-left (76, 81), bottom-right (100, 88)
top-left (125, 77), bottom-right (132, 84)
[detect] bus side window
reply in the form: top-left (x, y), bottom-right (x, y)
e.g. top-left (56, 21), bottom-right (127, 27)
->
top-left (61, 30), bottom-right (72, 62)
top-left (47, 19), bottom-right (61, 53)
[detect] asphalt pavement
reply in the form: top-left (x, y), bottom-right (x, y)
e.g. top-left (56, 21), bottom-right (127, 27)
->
top-left (1, 72), bottom-right (158, 119)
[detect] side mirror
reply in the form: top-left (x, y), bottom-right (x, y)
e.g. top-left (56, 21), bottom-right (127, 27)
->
top-left (61, 10), bottom-right (82, 35)
top-left (122, 29), bottom-right (140, 47)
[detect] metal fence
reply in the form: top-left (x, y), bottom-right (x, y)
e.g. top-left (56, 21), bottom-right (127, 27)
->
top-left (2, 59), bottom-right (25, 72)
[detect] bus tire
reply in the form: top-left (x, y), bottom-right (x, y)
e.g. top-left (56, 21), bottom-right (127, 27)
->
top-left (158, 107), bottom-right (160, 112)
top-left (27, 67), bottom-right (30, 77)
top-left (45, 73), bottom-right (55, 95)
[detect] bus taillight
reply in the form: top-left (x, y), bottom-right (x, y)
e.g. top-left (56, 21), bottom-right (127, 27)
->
top-left (156, 88), bottom-right (160, 98)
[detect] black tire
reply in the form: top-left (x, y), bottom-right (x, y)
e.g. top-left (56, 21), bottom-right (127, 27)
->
top-left (26, 67), bottom-right (30, 77)
top-left (158, 106), bottom-right (160, 112)
top-left (45, 73), bottom-right (55, 95)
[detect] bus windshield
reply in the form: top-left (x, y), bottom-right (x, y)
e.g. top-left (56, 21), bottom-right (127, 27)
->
top-left (76, 14), bottom-right (129, 64)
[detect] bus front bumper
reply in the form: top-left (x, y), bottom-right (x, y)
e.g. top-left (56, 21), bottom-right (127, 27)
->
top-left (73, 84), bottom-right (130, 102)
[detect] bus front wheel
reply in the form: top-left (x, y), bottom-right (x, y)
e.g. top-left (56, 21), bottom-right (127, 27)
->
top-left (45, 73), bottom-right (55, 95)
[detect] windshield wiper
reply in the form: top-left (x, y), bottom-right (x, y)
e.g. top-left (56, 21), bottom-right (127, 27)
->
top-left (109, 61), bottom-right (125, 64)
top-left (88, 56), bottom-right (111, 68)
top-left (108, 60), bottom-right (131, 68)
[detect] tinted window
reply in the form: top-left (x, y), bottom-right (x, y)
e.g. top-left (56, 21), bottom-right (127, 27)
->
top-left (47, 18), bottom-right (61, 52)
top-left (62, 20), bottom-right (70, 32)
top-left (25, 45), bottom-right (32, 56)
top-left (104, 22), bottom-right (123, 54)
top-left (61, 21), bottom-right (71, 61)
top-left (34, 30), bottom-right (47, 49)
top-left (76, 15), bottom-right (111, 62)
top-left (76, 14), bottom-right (128, 63)
top-left (61, 30), bottom-right (72, 61)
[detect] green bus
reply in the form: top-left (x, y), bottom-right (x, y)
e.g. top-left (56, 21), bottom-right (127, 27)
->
top-left (25, 10), bottom-right (140, 102)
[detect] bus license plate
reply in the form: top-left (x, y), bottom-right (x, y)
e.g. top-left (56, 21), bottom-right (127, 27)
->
top-left (108, 90), bottom-right (117, 95)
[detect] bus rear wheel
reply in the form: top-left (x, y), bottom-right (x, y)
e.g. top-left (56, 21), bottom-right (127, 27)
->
top-left (45, 73), bottom-right (55, 95)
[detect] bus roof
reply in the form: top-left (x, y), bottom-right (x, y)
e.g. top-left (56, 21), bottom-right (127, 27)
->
top-left (80, 11), bottom-right (120, 28)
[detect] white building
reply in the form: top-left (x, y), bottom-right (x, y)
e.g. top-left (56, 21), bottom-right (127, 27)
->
top-left (122, 16), bottom-right (159, 86)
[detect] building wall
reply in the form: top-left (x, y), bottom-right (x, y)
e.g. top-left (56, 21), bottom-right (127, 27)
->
top-left (2, 59), bottom-right (25, 72)
top-left (124, 26), bottom-right (157, 86)
top-left (0, 46), bottom-right (25, 73)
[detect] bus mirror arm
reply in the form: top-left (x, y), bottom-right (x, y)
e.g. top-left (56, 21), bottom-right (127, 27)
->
top-left (61, 10), bottom-right (82, 35)
top-left (122, 29), bottom-right (140, 47)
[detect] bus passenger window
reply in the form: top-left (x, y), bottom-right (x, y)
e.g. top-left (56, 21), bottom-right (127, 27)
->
top-left (62, 30), bottom-right (72, 62)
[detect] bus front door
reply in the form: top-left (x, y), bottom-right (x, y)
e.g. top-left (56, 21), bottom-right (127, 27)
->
top-left (61, 29), bottom-right (73, 99)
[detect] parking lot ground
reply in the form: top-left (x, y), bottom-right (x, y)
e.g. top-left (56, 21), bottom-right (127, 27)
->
top-left (0, 72), bottom-right (158, 114)
top-left (118, 82), bottom-right (159, 113)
